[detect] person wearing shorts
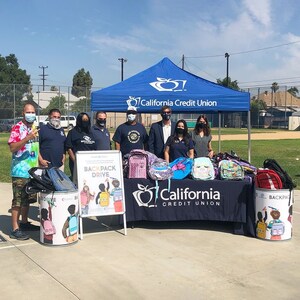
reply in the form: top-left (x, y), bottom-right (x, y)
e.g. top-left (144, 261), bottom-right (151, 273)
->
top-left (8, 103), bottom-right (40, 240)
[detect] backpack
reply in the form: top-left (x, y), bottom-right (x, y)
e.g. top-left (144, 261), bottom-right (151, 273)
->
top-left (26, 167), bottom-right (56, 194)
top-left (42, 219), bottom-right (56, 235)
top-left (46, 167), bottom-right (77, 192)
top-left (68, 215), bottom-right (78, 235)
top-left (128, 150), bottom-right (149, 179)
top-left (99, 191), bottom-right (110, 207)
top-left (169, 157), bottom-right (193, 180)
top-left (149, 159), bottom-right (173, 200)
top-left (255, 169), bottom-right (283, 190)
top-left (191, 157), bottom-right (215, 180)
top-left (218, 160), bottom-right (244, 180)
top-left (271, 222), bottom-right (285, 236)
top-left (263, 159), bottom-right (296, 190)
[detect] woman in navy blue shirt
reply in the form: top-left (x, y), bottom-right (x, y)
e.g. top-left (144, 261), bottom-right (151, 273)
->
top-left (66, 113), bottom-right (96, 181)
top-left (164, 119), bottom-right (194, 163)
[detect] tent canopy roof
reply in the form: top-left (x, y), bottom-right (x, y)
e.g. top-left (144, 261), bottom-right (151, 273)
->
top-left (91, 57), bottom-right (250, 113)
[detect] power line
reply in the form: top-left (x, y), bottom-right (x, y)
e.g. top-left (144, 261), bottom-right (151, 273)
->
top-left (185, 40), bottom-right (300, 58)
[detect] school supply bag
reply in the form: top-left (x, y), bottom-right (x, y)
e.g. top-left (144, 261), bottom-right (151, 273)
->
top-left (263, 159), bottom-right (296, 190)
top-left (46, 167), bottom-right (77, 192)
top-left (191, 157), bottom-right (215, 180)
top-left (26, 167), bottom-right (56, 194)
top-left (42, 219), bottom-right (56, 235)
top-left (218, 160), bottom-right (244, 180)
top-left (255, 169), bottom-right (283, 190)
top-left (127, 150), bottom-right (157, 179)
top-left (68, 215), bottom-right (78, 235)
top-left (169, 157), bottom-right (193, 180)
top-left (271, 222), bottom-right (285, 236)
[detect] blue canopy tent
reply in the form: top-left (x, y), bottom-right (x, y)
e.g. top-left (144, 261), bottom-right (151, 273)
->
top-left (91, 57), bottom-right (252, 160)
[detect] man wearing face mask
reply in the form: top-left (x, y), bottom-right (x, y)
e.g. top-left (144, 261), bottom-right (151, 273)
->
top-left (8, 103), bottom-right (40, 240)
top-left (148, 105), bottom-right (176, 159)
top-left (39, 108), bottom-right (66, 170)
top-left (92, 111), bottom-right (111, 150)
top-left (113, 106), bottom-right (148, 157)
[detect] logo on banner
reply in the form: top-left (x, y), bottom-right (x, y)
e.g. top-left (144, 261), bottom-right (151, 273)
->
top-left (133, 184), bottom-right (157, 207)
top-left (132, 184), bottom-right (221, 208)
top-left (149, 77), bottom-right (187, 92)
top-left (126, 96), bottom-right (141, 109)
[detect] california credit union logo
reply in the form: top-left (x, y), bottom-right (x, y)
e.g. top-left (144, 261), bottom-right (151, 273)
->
top-left (149, 77), bottom-right (187, 92)
top-left (126, 96), bottom-right (141, 108)
top-left (133, 184), bottom-right (157, 208)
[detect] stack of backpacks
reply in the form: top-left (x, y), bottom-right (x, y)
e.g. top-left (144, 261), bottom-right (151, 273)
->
top-left (122, 150), bottom-right (296, 191)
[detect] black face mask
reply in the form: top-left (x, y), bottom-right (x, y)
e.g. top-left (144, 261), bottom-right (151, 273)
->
top-left (96, 119), bottom-right (106, 127)
top-left (161, 112), bottom-right (171, 121)
top-left (196, 122), bottom-right (206, 130)
top-left (81, 120), bottom-right (90, 128)
top-left (176, 128), bottom-right (184, 134)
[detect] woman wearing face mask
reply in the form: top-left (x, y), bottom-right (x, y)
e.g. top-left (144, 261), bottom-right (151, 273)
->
top-left (192, 114), bottom-right (213, 158)
top-left (39, 108), bottom-right (66, 170)
top-left (66, 113), bottom-right (96, 181)
top-left (164, 119), bottom-right (194, 163)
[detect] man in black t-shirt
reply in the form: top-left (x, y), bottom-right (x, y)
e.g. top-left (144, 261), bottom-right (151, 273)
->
top-left (112, 106), bottom-right (148, 156)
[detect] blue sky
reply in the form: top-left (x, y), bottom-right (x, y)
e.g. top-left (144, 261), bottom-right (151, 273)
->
top-left (1, 0), bottom-right (300, 90)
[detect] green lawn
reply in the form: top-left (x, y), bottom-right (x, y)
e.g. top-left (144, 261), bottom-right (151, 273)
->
top-left (1, 130), bottom-right (299, 188)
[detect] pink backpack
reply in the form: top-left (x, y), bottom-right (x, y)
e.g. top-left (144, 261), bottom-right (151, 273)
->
top-left (43, 219), bottom-right (56, 235)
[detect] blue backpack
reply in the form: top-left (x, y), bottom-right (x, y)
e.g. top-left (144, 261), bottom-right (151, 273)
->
top-left (169, 157), bottom-right (193, 180)
top-left (68, 215), bottom-right (78, 235)
top-left (46, 167), bottom-right (77, 191)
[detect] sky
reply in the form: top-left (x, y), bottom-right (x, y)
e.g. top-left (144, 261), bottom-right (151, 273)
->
top-left (1, 0), bottom-right (300, 91)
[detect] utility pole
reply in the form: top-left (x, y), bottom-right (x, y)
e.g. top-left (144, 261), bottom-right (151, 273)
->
top-left (39, 66), bottom-right (48, 91)
top-left (225, 53), bottom-right (230, 87)
top-left (118, 58), bottom-right (127, 81)
top-left (182, 54), bottom-right (185, 70)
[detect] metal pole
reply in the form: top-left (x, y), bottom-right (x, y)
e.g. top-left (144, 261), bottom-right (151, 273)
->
top-left (225, 53), bottom-right (229, 87)
top-left (117, 58), bottom-right (127, 128)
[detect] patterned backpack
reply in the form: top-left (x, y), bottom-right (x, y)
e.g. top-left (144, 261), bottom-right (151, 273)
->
top-left (218, 160), bottom-right (244, 180)
top-left (169, 157), bottom-right (193, 180)
top-left (191, 157), bottom-right (215, 180)
top-left (149, 159), bottom-right (173, 200)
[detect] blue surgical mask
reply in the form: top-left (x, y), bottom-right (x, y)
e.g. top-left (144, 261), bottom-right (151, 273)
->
top-left (25, 113), bottom-right (36, 123)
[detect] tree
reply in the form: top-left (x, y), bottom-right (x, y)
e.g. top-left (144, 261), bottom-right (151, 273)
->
top-left (287, 86), bottom-right (299, 97)
top-left (217, 77), bottom-right (240, 90)
top-left (0, 54), bottom-right (31, 118)
top-left (71, 98), bottom-right (90, 113)
top-left (41, 95), bottom-right (67, 115)
top-left (270, 82), bottom-right (279, 107)
top-left (71, 68), bottom-right (93, 98)
top-left (250, 97), bottom-right (267, 127)
top-left (50, 86), bottom-right (58, 91)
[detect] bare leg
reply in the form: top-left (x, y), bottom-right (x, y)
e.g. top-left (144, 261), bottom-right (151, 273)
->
top-left (11, 207), bottom-right (21, 231)
top-left (20, 206), bottom-right (29, 224)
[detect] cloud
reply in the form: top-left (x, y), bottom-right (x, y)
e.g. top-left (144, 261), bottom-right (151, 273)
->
top-left (243, 0), bottom-right (271, 27)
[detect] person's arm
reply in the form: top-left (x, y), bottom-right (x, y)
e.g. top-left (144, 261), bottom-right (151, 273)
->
top-left (148, 125), bottom-right (155, 153)
top-left (61, 153), bottom-right (66, 165)
top-left (68, 148), bottom-right (76, 162)
top-left (188, 148), bottom-right (194, 159)
top-left (39, 153), bottom-right (50, 167)
top-left (208, 141), bottom-right (213, 158)
top-left (115, 142), bottom-right (121, 151)
top-left (164, 145), bottom-right (170, 163)
top-left (9, 128), bottom-right (39, 153)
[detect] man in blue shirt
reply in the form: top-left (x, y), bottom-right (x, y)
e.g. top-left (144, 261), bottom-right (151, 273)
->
top-left (91, 111), bottom-right (111, 150)
top-left (113, 106), bottom-right (148, 156)
top-left (39, 108), bottom-right (66, 169)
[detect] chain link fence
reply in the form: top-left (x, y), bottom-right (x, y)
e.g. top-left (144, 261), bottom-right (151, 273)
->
top-left (1, 84), bottom-right (299, 131)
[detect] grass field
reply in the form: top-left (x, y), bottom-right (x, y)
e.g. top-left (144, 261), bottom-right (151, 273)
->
top-left (1, 130), bottom-right (299, 188)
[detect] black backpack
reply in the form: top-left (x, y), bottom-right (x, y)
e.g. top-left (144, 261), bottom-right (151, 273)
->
top-left (263, 159), bottom-right (296, 190)
top-left (26, 167), bottom-right (56, 194)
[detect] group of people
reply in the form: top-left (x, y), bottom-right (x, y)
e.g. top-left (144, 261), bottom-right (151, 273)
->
top-left (7, 103), bottom-right (213, 240)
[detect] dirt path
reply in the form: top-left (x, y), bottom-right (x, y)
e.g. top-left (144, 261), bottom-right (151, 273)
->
top-left (213, 130), bottom-right (300, 141)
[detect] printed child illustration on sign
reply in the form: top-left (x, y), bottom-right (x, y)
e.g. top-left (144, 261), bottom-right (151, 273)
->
top-left (110, 178), bottom-right (123, 212)
top-left (96, 178), bottom-right (110, 207)
top-left (267, 206), bottom-right (285, 240)
top-left (62, 204), bottom-right (78, 243)
top-left (41, 203), bottom-right (56, 244)
top-left (80, 181), bottom-right (95, 215)
top-left (256, 206), bottom-right (267, 239)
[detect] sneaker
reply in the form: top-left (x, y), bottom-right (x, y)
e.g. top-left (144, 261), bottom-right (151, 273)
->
top-left (19, 222), bottom-right (40, 231)
top-left (9, 229), bottom-right (29, 240)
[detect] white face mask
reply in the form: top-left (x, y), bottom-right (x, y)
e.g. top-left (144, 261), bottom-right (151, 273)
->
top-left (49, 118), bottom-right (61, 129)
top-left (127, 114), bottom-right (136, 122)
